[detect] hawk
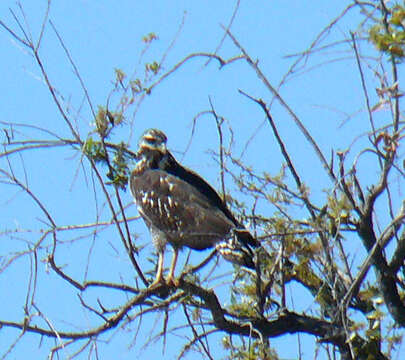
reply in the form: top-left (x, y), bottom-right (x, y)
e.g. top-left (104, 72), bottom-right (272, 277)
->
top-left (129, 128), bottom-right (259, 287)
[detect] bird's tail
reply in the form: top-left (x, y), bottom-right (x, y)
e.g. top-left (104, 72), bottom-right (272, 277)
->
top-left (234, 228), bottom-right (260, 248)
top-left (215, 237), bottom-right (256, 269)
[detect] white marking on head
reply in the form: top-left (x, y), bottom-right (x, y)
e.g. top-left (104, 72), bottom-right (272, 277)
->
top-left (138, 128), bottom-right (168, 154)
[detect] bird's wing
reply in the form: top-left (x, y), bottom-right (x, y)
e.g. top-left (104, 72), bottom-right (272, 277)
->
top-left (130, 169), bottom-right (234, 250)
top-left (164, 153), bottom-right (259, 247)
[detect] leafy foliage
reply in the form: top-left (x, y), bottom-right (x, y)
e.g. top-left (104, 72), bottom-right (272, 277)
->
top-left (369, 3), bottom-right (405, 59)
top-left (83, 136), bottom-right (106, 163)
top-left (105, 142), bottom-right (131, 190)
top-left (0, 2), bottom-right (404, 360)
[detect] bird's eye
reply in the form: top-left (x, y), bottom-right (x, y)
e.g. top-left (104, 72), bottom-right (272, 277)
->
top-left (145, 137), bottom-right (157, 144)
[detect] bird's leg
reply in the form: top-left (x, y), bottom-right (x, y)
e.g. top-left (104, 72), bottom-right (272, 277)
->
top-left (166, 248), bottom-right (179, 287)
top-left (149, 251), bottom-right (165, 288)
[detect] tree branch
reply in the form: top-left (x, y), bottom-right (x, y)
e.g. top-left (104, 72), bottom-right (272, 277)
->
top-left (225, 29), bottom-right (336, 183)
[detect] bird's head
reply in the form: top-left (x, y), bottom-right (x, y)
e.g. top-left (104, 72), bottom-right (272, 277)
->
top-left (137, 128), bottom-right (168, 156)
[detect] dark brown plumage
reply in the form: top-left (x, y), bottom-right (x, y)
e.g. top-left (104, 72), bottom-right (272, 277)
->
top-left (129, 128), bottom-right (258, 286)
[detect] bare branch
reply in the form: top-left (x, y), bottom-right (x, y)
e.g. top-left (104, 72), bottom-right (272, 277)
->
top-left (225, 29), bottom-right (336, 183)
top-left (146, 53), bottom-right (245, 94)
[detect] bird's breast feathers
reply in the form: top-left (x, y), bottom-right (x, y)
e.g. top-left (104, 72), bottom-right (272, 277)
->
top-left (130, 169), bottom-right (234, 249)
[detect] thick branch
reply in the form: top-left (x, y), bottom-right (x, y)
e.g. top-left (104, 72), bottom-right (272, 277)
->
top-left (356, 161), bottom-right (405, 325)
top-left (390, 229), bottom-right (405, 272)
top-left (177, 279), bottom-right (389, 360)
top-left (178, 280), bottom-right (344, 345)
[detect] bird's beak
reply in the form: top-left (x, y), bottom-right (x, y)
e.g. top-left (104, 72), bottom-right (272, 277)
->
top-left (158, 143), bottom-right (167, 153)
top-left (137, 140), bottom-right (167, 154)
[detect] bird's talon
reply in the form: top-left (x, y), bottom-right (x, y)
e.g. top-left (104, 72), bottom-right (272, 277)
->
top-left (166, 276), bottom-right (179, 287)
top-left (148, 278), bottom-right (165, 290)
top-left (130, 129), bottom-right (258, 292)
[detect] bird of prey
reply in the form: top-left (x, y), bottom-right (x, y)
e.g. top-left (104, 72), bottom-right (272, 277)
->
top-left (129, 128), bottom-right (259, 287)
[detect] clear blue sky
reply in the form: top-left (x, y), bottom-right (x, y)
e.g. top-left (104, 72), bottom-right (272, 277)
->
top-left (0, 1), bottom-right (401, 359)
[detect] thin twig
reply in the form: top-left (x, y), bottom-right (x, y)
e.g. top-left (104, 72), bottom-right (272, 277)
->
top-left (182, 305), bottom-right (214, 360)
top-left (146, 53), bottom-right (245, 94)
top-left (225, 28), bottom-right (336, 183)
top-left (49, 20), bottom-right (96, 119)
top-left (209, 97), bottom-right (227, 201)
top-left (204, 0), bottom-right (241, 66)
top-left (35, 0), bottom-right (51, 51)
